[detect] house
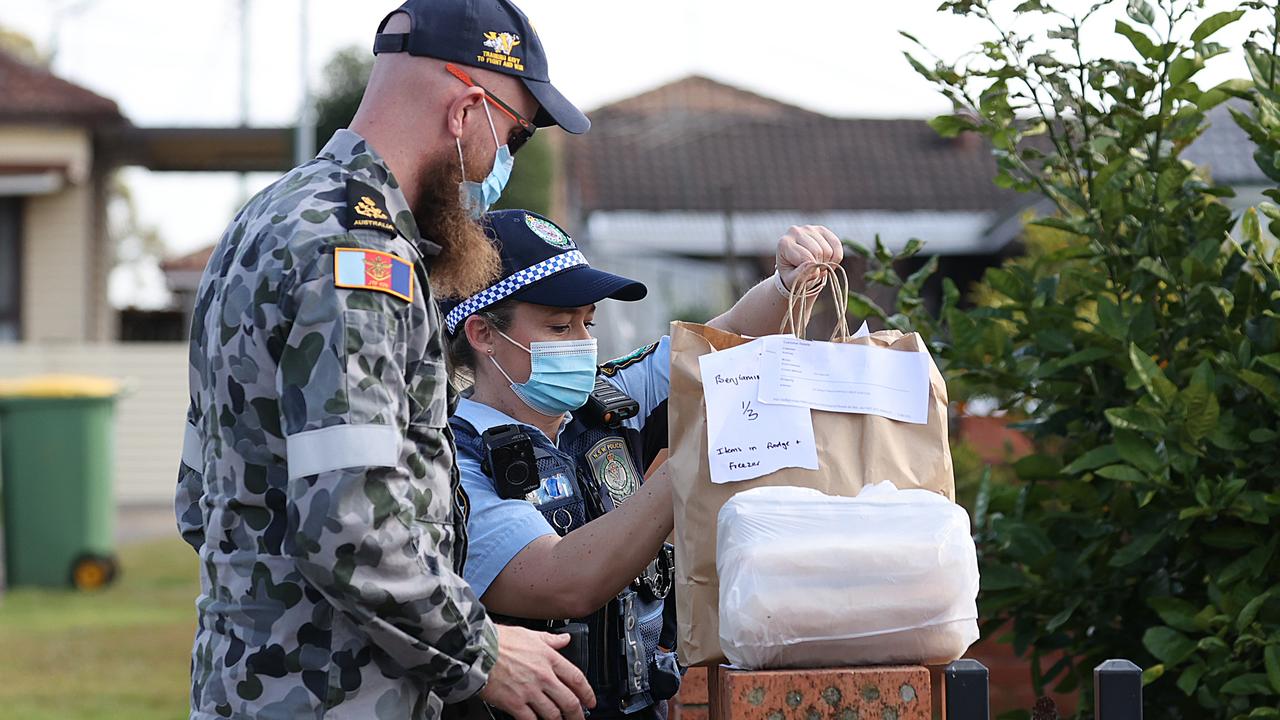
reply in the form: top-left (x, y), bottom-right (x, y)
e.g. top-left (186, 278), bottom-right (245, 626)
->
top-left (559, 76), bottom-right (1033, 354)
top-left (0, 49), bottom-right (294, 505)
top-left (0, 50), bottom-right (125, 342)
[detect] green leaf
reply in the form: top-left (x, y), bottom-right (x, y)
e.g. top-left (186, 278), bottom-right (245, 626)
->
top-left (1106, 407), bottom-right (1165, 433)
top-left (1266, 644), bottom-right (1280, 694)
top-left (1129, 343), bottom-right (1176, 405)
top-left (1221, 673), bottom-right (1275, 695)
top-left (1242, 207), bottom-right (1263, 246)
top-left (1257, 353), bottom-right (1280, 373)
top-left (1142, 664), bottom-right (1165, 686)
top-left (1013, 453), bottom-right (1061, 480)
top-left (1096, 464), bottom-right (1149, 483)
top-left (1177, 664), bottom-right (1206, 696)
top-left (1045, 597), bottom-right (1082, 632)
top-left (1062, 445), bottom-right (1121, 475)
top-left (1239, 369), bottom-right (1280, 403)
top-left (847, 291), bottom-right (888, 322)
top-left (928, 114), bottom-right (977, 139)
top-left (1110, 531), bottom-right (1163, 566)
top-left (1181, 362), bottom-right (1219, 441)
top-left (1126, 0), bottom-right (1157, 26)
top-left (1191, 10), bottom-right (1245, 43)
top-left (1143, 626), bottom-right (1197, 666)
top-left (1116, 431), bottom-right (1162, 473)
top-left (1237, 591), bottom-right (1271, 631)
top-left (1198, 78), bottom-right (1254, 111)
top-left (1149, 597), bottom-right (1201, 632)
top-left (1115, 20), bottom-right (1158, 59)
top-left (1136, 257), bottom-right (1175, 284)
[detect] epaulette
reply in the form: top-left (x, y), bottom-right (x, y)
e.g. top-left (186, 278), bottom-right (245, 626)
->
top-left (343, 179), bottom-right (397, 236)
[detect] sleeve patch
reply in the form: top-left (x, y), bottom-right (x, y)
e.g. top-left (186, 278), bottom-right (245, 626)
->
top-left (345, 179), bottom-right (397, 235)
top-left (599, 341), bottom-right (659, 377)
top-left (334, 248), bottom-right (414, 302)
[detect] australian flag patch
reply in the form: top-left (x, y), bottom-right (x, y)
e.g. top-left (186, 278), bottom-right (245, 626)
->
top-left (333, 248), bottom-right (414, 302)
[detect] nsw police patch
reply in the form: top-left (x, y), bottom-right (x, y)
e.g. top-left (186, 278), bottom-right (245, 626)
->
top-left (599, 341), bottom-right (659, 377)
top-left (525, 213), bottom-right (575, 249)
top-left (587, 437), bottom-right (640, 505)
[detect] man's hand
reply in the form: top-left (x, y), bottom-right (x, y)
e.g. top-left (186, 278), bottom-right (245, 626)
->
top-left (478, 625), bottom-right (596, 720)
top-left (776, 225), bottom-right (844, 291)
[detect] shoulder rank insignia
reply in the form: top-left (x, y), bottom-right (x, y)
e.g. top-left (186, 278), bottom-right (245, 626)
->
top-left (345, 179), bottom-right (397, 235)
top-left (334, 248), bottom-right (414, 302)
top-left (587, 437), bottom-right (640, 505)
top-left (599, 341), bottom-right (659, 377)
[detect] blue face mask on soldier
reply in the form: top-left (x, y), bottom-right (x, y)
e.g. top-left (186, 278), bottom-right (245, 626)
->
top-left (457, 101), bottom-right (514, 220)
top-left (489, 330), bottom-right (598, 417)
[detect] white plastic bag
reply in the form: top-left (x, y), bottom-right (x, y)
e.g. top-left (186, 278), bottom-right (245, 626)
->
top-left (716, 483), bottom-right (980, 669)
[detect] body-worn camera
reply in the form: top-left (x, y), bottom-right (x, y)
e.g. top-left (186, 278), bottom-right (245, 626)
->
top-left (582, 376), bottom-right (640, 428)
top-left (480, 425), bottom-right (540, 500)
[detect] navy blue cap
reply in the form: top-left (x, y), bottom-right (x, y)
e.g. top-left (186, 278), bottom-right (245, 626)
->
top-left (373, 0), bottom-right (590, 134)
top-left (442, 210), bottom-right (646, 334)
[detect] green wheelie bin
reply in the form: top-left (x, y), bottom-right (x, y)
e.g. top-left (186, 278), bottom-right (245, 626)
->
top-left (0, 375), bottom-right (120, 590)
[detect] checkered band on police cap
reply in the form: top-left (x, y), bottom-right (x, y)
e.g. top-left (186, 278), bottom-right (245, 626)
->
top-left (445, 250), bottom-right (588, 333)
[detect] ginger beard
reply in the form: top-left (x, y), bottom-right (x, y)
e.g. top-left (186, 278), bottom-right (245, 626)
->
top-left (411, 140), bottom-right (503, 299)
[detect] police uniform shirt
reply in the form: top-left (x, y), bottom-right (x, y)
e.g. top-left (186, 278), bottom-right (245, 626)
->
top-left (456, 335), bottom-right (671, 597)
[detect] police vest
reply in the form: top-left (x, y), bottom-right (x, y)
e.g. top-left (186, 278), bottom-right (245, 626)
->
top-left (451, 409), bottom-right (679, 718)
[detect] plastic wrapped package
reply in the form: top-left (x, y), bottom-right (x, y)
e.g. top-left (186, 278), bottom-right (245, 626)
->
top-left (716, 483), bottom-right (980, 669)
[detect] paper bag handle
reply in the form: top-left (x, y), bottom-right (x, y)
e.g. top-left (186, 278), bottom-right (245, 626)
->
top-left (780, 262), bottom-right (852, 341)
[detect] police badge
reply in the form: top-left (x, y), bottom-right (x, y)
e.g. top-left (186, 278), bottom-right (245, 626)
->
top-left (587, 437), bottom-right (640, 505)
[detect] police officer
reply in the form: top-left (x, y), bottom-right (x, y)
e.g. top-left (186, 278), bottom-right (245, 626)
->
top-left (442, 210), bottom-right (843, 719)
top-left (174, 1), bottom-right (597, 718)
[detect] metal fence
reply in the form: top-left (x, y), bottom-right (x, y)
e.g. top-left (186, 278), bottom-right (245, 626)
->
top-left (945, 658), bottom-right (1143, 719)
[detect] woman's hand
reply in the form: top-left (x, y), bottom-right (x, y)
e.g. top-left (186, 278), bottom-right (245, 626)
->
top-left (776, 225), bottom-right (844, 291)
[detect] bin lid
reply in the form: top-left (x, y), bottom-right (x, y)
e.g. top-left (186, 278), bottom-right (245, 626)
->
top-left (0, 374), bottom-right (121, 398)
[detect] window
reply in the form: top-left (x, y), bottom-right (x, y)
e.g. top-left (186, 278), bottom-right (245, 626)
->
top-left (0, 198), bottom-right (21, 341)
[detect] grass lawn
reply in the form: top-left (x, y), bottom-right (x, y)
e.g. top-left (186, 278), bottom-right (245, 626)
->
top-left (0, 539), bottom-right (199, 720)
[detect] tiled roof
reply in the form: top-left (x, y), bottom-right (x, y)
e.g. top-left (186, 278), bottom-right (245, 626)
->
top-left (161, 244), bottom-right (214, 273)
top-left (0, 50), bottom-right (124, 125)
top-left (566, 75), bottom-right (1021, 214)
top-left (1183, 100), bottom-right (1268, 186)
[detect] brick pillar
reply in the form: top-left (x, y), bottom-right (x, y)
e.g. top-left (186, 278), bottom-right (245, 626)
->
top-left (670, 666), bottom-right (710, 720)
top-left (710, 665), bottom-right (931, 720)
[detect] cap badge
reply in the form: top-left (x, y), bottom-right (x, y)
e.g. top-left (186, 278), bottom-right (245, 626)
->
top-left (525, 214), bottom-right (574, 249)
top-left (480, 32), bottom-right (524, 71)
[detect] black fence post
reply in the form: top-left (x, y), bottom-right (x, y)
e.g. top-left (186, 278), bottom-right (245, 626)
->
top-left (1094, 659), bottom-right (1142, 720)
top-left (945, 659), bottom-right (989, 720)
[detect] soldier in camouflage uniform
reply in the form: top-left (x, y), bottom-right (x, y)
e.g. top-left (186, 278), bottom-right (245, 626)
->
top-left (175, 1), bottom-right (595, 718)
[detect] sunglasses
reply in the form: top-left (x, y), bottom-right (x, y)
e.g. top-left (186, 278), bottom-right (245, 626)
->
top-left (446, 63), bottom-right (536, 155)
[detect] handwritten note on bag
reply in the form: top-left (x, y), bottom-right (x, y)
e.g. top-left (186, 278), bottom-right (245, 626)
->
top-left (758, 336), bottom-right (931, 424)
top-left (698, 338), bottom-right (819, 484)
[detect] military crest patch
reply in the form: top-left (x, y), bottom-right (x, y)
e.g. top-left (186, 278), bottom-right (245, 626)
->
top-left (345, 179), bottom-right (397, 235)
top-left (587, 437), bottom-right (640, 505)
top-left (334, 248), bottom-right (414, 302)
top-left (525, 214), bottom-right (575, 249)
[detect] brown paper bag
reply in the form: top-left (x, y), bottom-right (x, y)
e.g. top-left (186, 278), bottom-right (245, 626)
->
top-left (669, 301), bottom-right (955, 666)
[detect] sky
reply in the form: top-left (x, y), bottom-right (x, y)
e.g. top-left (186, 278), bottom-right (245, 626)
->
top-left (0, 0), bottom-right (1263, 306)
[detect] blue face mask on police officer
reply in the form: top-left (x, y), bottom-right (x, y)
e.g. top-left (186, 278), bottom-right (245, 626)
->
top-left (489, 329), bottom-right (598, 416)
top-left (457, 101), bottom-right (514, 220)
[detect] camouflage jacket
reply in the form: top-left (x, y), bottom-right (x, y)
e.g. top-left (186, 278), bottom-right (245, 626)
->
top-left (175, 129), bottom-right (497, 720)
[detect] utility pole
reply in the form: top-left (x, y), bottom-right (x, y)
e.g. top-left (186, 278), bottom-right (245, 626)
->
top-left (721, 185), bottom-right (745, 299)
top-left (294, 0), bottom-right (316, 165)
top-left (238, 0), bottom-right (251, 203)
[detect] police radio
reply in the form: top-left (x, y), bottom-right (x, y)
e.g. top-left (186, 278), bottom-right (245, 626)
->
top-left (480, 425), bottom-right (540, 500)
top-left (582, 377), bottom-right (640, 428)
